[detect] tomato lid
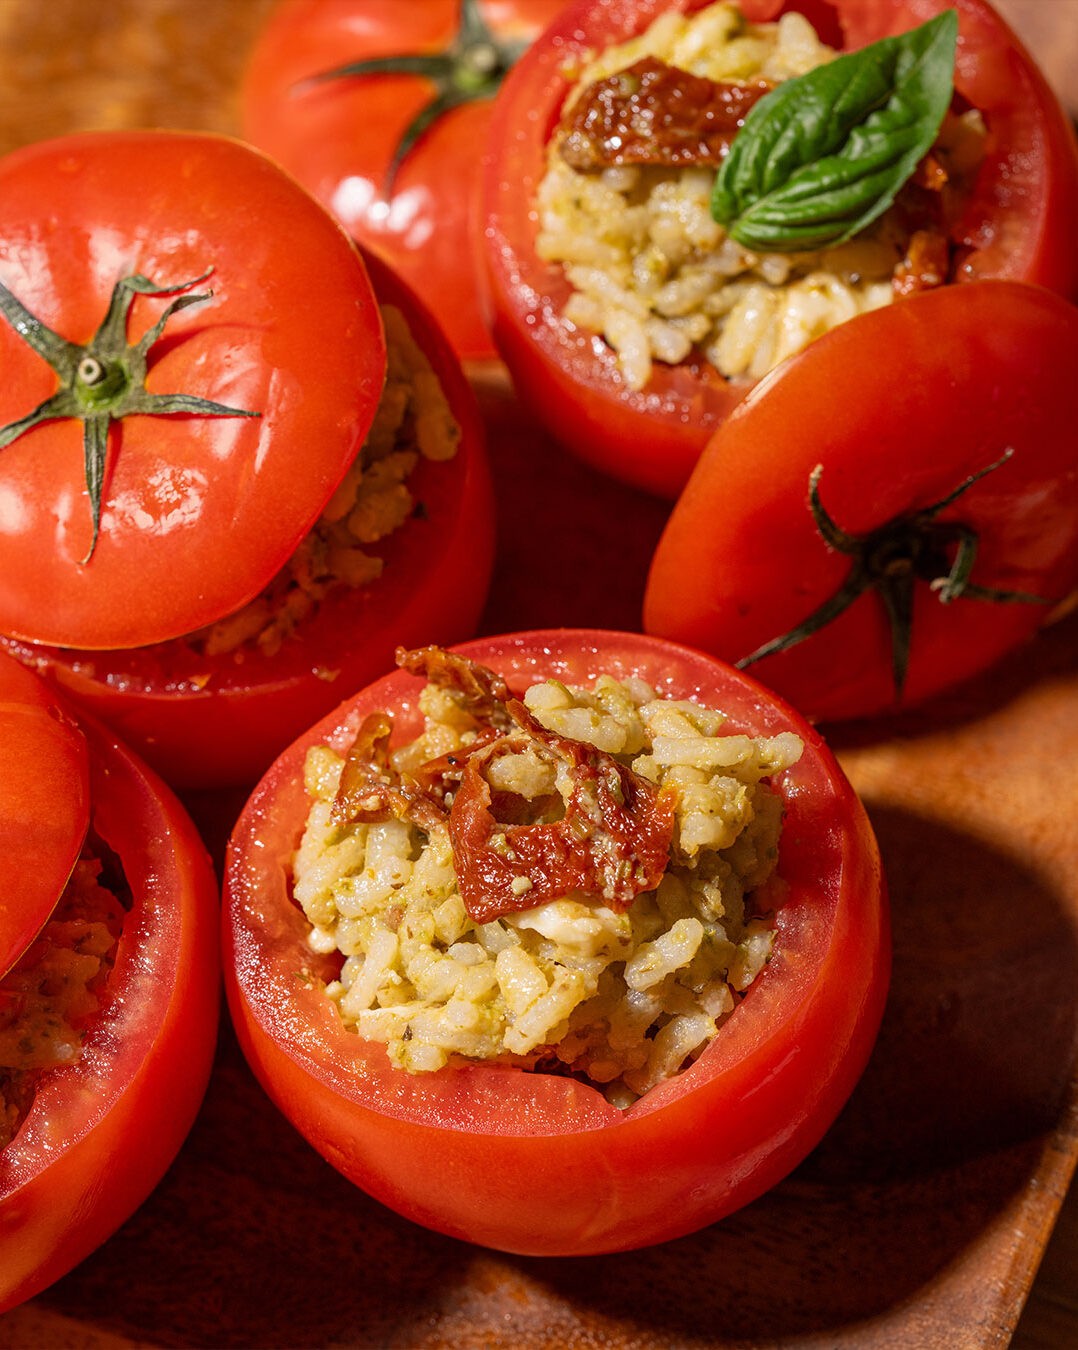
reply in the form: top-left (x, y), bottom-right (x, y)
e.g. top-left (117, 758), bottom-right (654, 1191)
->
top-left (0, 653), bottom-right (90, 976)
top-left (0, 130), bottom-right (386, 650)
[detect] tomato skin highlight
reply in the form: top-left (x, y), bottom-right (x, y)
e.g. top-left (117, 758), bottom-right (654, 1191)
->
top-left (0, 130), bottom-right (385, 650)
top-left (0, 660), bottom-right (90, 977)
top-left (481, 0), bottom-right (1078, 498)
top-left (643, 280), bottom-right (1078, 723)
top-left (240, 0), bottom-right (566, 363)
top-left (0, 251), bottom-right (495, 790)
top-left (0, 656), bottom-right (219, 1312)
top-left (222, 629), bottom-right (889, 1256)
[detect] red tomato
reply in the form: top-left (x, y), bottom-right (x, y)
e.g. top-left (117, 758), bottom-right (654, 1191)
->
top-left (643, 281), bottom-right (1078, 722)
top-left (2, 250), bottom-right (494, 790)
top-left (241, 0), bottom-right (567, 363)
top-left (222, 629), bottom-right (889, 1256)
top-left (0, 653), bottom-right (219, 1312)
top-left (482, 0), bottom-right (1078, 497)
top-left (0, 658), bottom-right (89, 976)
top-left (0, 130), bottom-right (385, 651)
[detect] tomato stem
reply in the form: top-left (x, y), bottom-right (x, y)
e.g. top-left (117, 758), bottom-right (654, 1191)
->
top-left (0, 270), bottom-right (260, 562)
top-left (294, 0), bottom-right (529, 198)
top-left (736, 451), bottom-right (1050, 702)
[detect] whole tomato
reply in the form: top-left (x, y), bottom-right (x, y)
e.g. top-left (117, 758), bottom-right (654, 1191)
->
top-left (0, 652), bottom-right (219, 1312)
top-left (0, 131), bottom-right (493, 788)
top-left (644, 280), bottom-right (1078, 721)
top-left (241, 0), bottom-right (567, 362)
top-left (482, 0), bottom-right (1078, 496)
top-left (222, 629), bottom-right (889, 1256)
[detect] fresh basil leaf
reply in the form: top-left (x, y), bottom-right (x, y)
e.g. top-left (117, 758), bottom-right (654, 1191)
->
top-left (711, 9), bottom-right (958, 252)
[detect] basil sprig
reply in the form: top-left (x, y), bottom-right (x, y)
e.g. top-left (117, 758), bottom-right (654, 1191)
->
top-left (711, 10), bottom-right (958, 252)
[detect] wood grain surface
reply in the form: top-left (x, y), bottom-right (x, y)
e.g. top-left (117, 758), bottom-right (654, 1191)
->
top-left (0, 2), bottom-right (1076, 1347)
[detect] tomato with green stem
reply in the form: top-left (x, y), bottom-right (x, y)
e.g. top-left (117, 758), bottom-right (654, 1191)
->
top-left (0, 129), bottom-right (384, 652)
top-left (482, 0), bottom-right (1078, 497)
top-left (241, 0), bottom-right (567, 362)
top-left (0, 131), bottom-right (493, 789)
top-left (643, 280), bottom-right (1078, 721)
top-left (0, 652), bottom-right (218, 1312)
top-left (222, 629), bottom-right (888, 1257)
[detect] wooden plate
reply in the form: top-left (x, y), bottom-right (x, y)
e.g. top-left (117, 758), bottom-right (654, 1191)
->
top-left (0, 3), bottom-right (1076, 1345)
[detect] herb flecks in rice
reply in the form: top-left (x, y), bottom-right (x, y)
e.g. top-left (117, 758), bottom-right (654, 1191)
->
top-left (293, 652), bottom-right (803, 1106)
top-left (537, 1), bottom-right (985, 390)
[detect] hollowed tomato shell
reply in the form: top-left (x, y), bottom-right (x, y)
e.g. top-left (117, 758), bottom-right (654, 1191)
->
top-left (222, 629), bottom-right (889, 1256)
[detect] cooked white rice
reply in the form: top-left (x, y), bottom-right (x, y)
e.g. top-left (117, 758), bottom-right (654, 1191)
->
top-left (293, 664), bottom-right (803, 1106)
top-left (537, 1), bottom-right (984, 389)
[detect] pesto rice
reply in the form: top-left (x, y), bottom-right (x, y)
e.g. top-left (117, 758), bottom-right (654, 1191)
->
top-left (537, 1), bottom-right (986, 389)
top-left (292, 648), bottom-right (803, 1107)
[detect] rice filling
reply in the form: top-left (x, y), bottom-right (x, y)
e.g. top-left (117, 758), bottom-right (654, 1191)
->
top-left (1, 851), bottom-right (125, 1149)
top-left (293, 648), bottom-right (803, 1106)
top-left (537, 1), bottom-right (986, 389)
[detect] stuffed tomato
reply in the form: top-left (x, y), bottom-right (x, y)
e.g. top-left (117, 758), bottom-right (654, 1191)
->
top-left (222, 630), bottom-right (889, 1256)
top-left (0, 130), bottom-right (493, 789)
top-left (0, 652), bottom-right (218, 1312)
top-left (241, 0), bottom-right (567, 362)
top-left (482, 0), bottom-right (1078, 497)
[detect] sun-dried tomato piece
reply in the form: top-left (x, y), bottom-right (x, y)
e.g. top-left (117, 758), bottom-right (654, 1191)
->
top-left (558, 57), bottom-right (771, 171)
top-left (448, 698), bottom-right (676, 923)
top-left (892, 227), bottom-right (951, 296)
top-left (408, 726), bottom-right (504, 796)
top-left (332, 711), bottom-right (447, 832)
top-left (396, 645), bottom-right (514, 728)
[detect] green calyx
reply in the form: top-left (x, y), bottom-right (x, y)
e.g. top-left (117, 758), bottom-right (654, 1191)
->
top-left (297, 0), bottom-right (528, 197)
top-left (737, 451), bottom-right (1049, 701)
top-left (0, 269), bottom-right (259, 562)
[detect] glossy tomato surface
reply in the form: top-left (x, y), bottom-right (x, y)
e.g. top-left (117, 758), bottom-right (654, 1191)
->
top-left (223, 630), bottom-right (889, 1257)
top-left (0, 656), bottom-right (219, 1312)
top-left (3, 250), bottom-right (494, 790)
top-left (482, 0), bottom-right (1078, 497)
top-left (644, 281), bottom-right (1078, 722)
top-left (0, 657), bottom-right (89, 977)
top-left (241, 0), bottom-right (566, 362)
top-left (0, 129), bottom-right (384, 650)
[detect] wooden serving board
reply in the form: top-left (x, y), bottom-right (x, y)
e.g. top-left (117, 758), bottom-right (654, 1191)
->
top-left (1, 3), bottom-right (1076, 1346)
